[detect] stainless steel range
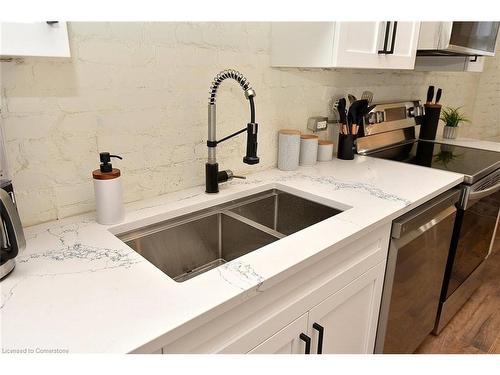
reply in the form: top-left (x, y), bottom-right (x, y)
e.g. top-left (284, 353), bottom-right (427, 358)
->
top-left (359, 100), bottom-right (500, 351)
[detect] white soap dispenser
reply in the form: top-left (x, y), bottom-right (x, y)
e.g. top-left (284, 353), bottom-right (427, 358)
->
top-left (92, 152), bottom-right (124, 225)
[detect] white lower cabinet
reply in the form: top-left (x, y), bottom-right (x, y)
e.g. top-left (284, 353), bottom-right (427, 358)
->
top-left (159, 224), bottom-right (391, 355)
top-left (248, 313), bottom-right (309, 354)
top-left (247, 262), bottom-right (385, 354)
top-left (307, 262), bottom-right (385, 354)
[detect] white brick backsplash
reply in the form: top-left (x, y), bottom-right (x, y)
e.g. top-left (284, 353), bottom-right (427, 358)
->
top-left (3, 114), bottom-right (59, 141)
top-left (0, 22), bottom-right (497, 226)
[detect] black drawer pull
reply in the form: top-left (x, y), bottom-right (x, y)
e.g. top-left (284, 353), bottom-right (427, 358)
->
top-left (299, 333), bottom-right (311, 354)
top-left (387, 21), bottom-right (398, 55)
top-left (312, 323), bottom-right (324, 354)
top-left (378, 22), bottom-right (391, 54)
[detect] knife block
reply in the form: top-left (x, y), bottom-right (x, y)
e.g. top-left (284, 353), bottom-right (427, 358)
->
top-left (419, 104), bottom-right (442, 141)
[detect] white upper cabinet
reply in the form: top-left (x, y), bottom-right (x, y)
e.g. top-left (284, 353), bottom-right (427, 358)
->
top-left (0, 22), bottom-right (70, 58)
top-left (271, 22), bottom-right (421, 69)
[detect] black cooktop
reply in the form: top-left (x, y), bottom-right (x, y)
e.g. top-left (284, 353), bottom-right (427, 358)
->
top-left (367, 141), bottom-right (500, 184)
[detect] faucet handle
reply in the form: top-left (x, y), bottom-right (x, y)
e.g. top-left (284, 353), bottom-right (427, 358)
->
top-left (217, 170), bottom-right (246, 182)
top-left (226, 170), bottom-right (246, 180)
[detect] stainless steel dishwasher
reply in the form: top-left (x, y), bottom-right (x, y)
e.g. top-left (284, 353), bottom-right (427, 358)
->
top-left (375, 189), bottom-right (460, 353)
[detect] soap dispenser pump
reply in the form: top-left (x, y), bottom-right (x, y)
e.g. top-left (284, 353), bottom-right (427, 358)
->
top-left (92, 152), bottom-right (124, 225)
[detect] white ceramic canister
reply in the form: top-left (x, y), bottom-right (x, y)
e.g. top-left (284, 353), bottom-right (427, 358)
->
top-left (92, 152), bottom-right (124, 225)
top-left (299, 134), bottom-right (319, 166)
top-left (317, 140), bottom-right (334, 161)
top-left (278, 129), bottom-right (301, 171)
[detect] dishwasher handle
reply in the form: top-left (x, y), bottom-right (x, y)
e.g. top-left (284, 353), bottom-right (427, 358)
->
top-left (392, 205), bottom-right (457, 248)
top-left (392, 189), bottom-right (460, 239)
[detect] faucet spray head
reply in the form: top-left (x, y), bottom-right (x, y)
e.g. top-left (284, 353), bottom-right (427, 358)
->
top-left (243, 123), bottom-right (259, 165)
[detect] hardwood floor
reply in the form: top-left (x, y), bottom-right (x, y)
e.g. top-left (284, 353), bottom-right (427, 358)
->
top-left (416, 231), bottom-right (500, 354)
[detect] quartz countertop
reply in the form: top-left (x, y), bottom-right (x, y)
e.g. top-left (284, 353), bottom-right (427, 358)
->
top-left (0, 156), bottom-right (464, 353)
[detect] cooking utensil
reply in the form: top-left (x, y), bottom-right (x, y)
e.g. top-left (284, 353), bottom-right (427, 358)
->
top-left (348, 99), bottom-right (368, 124)
top-left (361, 90), bottom-right (374, 104)
top-left (336, 98), bottom-right (348, 132)
top-left (435, 88), bottom-right (442, 104)
top-left (426, 85), bottom-right (435, 104)
top-left (347, 99), bottom-right (369, 135)
top-left (347, 94), bottom-right (357, 106)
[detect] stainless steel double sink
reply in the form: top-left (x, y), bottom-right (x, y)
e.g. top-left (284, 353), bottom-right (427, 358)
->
top-left (117, 189), bottom-right (343, 282)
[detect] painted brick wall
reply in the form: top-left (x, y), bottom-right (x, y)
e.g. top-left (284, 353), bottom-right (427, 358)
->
top-left (0, 22), bottom-right (486, 226)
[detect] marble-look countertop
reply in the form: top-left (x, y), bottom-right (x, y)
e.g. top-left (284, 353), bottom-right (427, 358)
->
top-left (435, 137), bottom-right (500, 153)
top-left (0, 156), bottom-right (464, 353)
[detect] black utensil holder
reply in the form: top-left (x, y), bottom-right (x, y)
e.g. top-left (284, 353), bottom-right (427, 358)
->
top-left (337, 134), bottom-right (355, 160)
top-left (419, 104), bottom-right (442, 141)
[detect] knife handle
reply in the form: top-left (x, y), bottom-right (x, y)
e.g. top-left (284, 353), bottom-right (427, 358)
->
top-left (426, 85), bottom-right (435, 104)
top-left (435, 88), bottom-right (442, 104)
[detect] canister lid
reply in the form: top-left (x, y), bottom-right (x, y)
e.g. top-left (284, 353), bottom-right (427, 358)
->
top-left (92, 168), bottom-right (121, 180)
top-left (279, 129), bottom-right (301, 135)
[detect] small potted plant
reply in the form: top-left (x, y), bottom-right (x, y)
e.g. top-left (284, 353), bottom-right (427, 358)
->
top-left (440, 106), bottom-right (469, 139)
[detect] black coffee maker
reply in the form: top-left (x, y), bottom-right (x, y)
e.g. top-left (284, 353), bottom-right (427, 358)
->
top-left (0, 180), bottom-right (25, 280)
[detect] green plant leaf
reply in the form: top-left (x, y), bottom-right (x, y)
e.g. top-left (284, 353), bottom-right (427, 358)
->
top-left (440, 106), bottom-right (470, 128)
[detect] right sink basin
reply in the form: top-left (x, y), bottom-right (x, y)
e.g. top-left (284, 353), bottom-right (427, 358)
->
top-left (229, 189), bottom-right (342, 236)
top-left (116, 189), bottom-right (343, 283)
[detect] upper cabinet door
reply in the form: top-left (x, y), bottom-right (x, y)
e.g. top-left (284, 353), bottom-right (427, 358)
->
top-left (331, 22), bottom-right (385, 68)
top-left (386, 22), bottom-right (421, 69)
top-left (271, 22), bottom-right (420, 70)
top-left (271, 22), bottom-right (337, 67)
top-left (333, 22), bottom-right (421, 69)
top-left (0, 22), bottom-right (70, 57)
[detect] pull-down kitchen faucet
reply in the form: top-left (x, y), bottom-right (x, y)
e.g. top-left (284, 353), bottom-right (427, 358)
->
top-left (205, 69), bottom-right (259, 193)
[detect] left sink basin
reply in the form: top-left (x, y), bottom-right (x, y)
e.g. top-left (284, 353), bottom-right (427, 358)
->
top-left (118, 211), bottom-right (280, 282)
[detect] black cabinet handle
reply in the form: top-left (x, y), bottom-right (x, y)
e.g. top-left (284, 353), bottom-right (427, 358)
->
top-left (312, 323), bottom-right (324, 354)
top-left (46, 21), bottom-right (59, 26)
top-left (299, 333), bottom-right (311, 354)
top-left (387, 21), bottom-right (398, 55)
top-left (378, 22), bottom-right (391, 54)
